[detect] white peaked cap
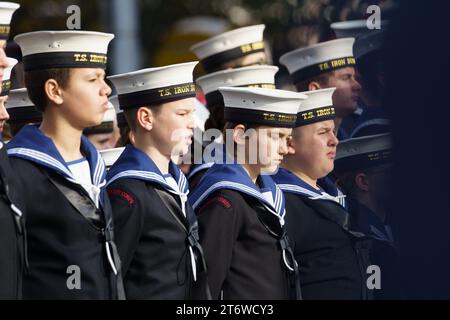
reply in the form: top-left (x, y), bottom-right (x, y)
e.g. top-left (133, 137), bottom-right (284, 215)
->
top-left (5, 87), bottom-right (42, 125)
top-left (108, 61), bottom-right (198, 109)
top-left (295, 88), bottom-right (337, 127)
top-left (280, 38), bottom-right (355, 83)
top-left (219, 86), bottom-right (307, 128)
top-left (14, 30), bottom-right (114, 71)
top-left (335, 133), bottom-right (392, 173)
top-left (0, 2), bottom-right (19, 38)
top-left (331, 19), bottom-right (389, 39)
top-left (191, 24), bottom-right (265, 60)
top-left (297, 87), bottom-right (335, 112)
top-left (196, 65), bottom-right (278, 95)
top-left (5, 88), bottom-right (33, 108)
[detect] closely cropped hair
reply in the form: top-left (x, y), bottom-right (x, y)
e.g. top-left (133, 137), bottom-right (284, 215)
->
top-left (123, 104), bottom-right (162, 132)
top-left (294, 72), bottom-right (331, 92)
top-left (222, 121), bottom-right (260, 142)
top-left (24, 68), bottom-right (72, 112)
top-left (204, 105), bottom-right (225, 131)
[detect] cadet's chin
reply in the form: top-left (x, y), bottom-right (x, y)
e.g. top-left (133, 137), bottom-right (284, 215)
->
top-left (260, 164), bottom-right (280, 175)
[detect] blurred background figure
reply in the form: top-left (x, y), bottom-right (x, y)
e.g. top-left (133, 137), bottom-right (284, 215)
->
top-left (5, 87), bottom-right (42, 138)
top-left (335, 133), bottom-right (402, 299)
top-left (84, 102), bottom-right (120, 150)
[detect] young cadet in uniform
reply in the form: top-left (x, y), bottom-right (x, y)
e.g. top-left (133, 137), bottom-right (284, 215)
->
top-left (350, 30), bottom-right (391, 137)
top-left (106, 62), bottom-right (209, 300)
top-left (188, 65), bottom-right (278, 188)
top-left (189, 87), bottom-right (305, 300)
top-left (280, 38), bottom-right (361, 140)
top-left (84, 102), bottom-right (119, 150)
top-left (5, 88), bottom-right (42, 137)
top-left (272, 88), bottom-right (372, 300)
top-left (280, 38), bottom-right (361, 199)
top-left (7, 30), bottom-right (125, 300)
top-left (335, 133), bottom-right (402, 299)
top-left (0, 1), bottom-right (26, 299)
top-left (188, 25), bottom-right (270, 179)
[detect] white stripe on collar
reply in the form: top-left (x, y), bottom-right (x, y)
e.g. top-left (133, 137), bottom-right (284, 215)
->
top-left (192, 180), bottom-right (285, 223)
top-left (278, 183), bottom-right (345, 204)
top-left (187, 162), bottom-right (214, 179)
top-left (8, 146), bottom-right (106, 187)
top-left (8, 147), bottom-right (74, 178)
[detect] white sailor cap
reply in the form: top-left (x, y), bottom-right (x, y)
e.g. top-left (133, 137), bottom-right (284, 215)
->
top-left (14, 30), bottom-right (114, 71)
top-left (280, 38), bottom-right (356, 85)
top-left (218, 86), bottom-right (307, 128)
top-left (0, 2), bottom-right (19, 39)
top-left (295, 87), bottom-right (336, 127)
top-left (331, 19), bottom-right (389, 39)
top-left (5, 87), bottom-right (42, 125)
top-left (1, 57), bottom-right (17, 96)
top-left (84, 102), bottom-right (116, 135)
top-left (196, 65), bottom-right (278, 109)
top-left (100, 147), bottom-right (125, 169)
top-left (109, 95), bottom-right (128, 129)
top-left (108, 61), bottom-right (198, 110)
top-left (334, 133), bottom-right (392, 173)
top-left (190, 24), bottom-right (265, 72)
top-left (354, 30), bottom-right (385, 60)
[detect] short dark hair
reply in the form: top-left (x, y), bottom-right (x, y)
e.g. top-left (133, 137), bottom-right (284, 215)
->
top-left (222, 121), bottom-right (260, 143)
top-left (123, 104), bottom-right (162, 132)
top-left (294, 72), bottom-right (332, 92)
top-left (204, 104), bottom-right (225, 132)
top-left (24, 68), bottom-right (72, 112)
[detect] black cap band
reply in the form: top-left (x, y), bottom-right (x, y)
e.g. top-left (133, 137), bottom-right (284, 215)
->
top-left (201, 41), bottom-right (265, 72)
top-left (83, 121), bottom-right (114, 135)
top-left (0, 24), bottom-right (10, 40)
top-left (205, 83), bottom-right (275, 110)
top-left (7, 106), bottom-right (42, 124)
top-left (334, 149), bottom-right (392, 173)
top-left (290, 56), bottom-right (356, 84)
top-left (0, 80), bottom-right (11, 96)
top-left (296, 106), bottom-right (336, 127)
top-left (225, 107), bottom-right (296, 128)
top-left (23, 52), bottom-right (108, 71)
top-left (118, 82), bottom-right (196, 110)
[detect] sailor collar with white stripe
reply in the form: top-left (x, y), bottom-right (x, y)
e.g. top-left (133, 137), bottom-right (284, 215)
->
top-left (7, 124), bottom-right (106, 187)
top-left (106, 144), bottom-right (189, 197)
top-left (188, 162), bottom-right (286, 225)
top-left (273, 167), bottom-right (346, 206)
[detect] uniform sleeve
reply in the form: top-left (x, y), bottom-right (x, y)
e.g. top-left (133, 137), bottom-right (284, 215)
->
top-left (107, 181), bottom-right (144, 274)
top-left (195, 190), bottom-right (241, 299)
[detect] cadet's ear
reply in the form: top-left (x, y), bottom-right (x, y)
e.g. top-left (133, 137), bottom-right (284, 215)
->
top-left (44, 78), bottom-right (64, 105)
top-left (308, 81), bottom-right (322, 91)
top-left (136, 106), bottom-right (154, 131)
top-left (355, 172), bottom-right (370, 192)
top-left (232, 124), bottom-right (247, 145)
